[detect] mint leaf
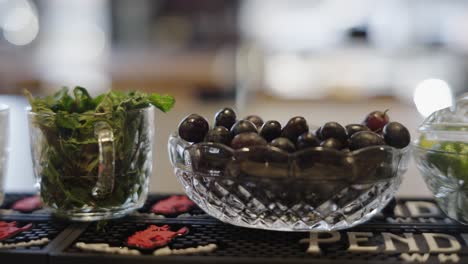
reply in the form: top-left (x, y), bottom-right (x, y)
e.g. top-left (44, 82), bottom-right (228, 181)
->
top-left (73, 86), bottom-right (95, 113)
top-left (26, 87), bottom-right (175, 114)
top-left (149, 94), bottom-right (175, 112)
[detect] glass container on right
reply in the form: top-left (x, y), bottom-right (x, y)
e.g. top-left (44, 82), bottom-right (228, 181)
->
top-left (413, 94), bottom-right (468, 224)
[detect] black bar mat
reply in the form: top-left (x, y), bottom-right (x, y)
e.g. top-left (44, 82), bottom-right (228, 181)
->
top-left (50, 219), bottom-right (468, 264)
top-left (0, 217), bottom-right (74, 264)
top-left (1, 193), bottom-right (467, 264)
top-left (2, 193), bottom-right (456, 224)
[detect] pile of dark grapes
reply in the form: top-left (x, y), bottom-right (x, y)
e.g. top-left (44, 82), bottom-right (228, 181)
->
top-left (177, 108), bottom-right (410, 152)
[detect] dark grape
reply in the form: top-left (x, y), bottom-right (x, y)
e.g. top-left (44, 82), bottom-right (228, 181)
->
top-left (259, 120), bottom-right (282, 142)
top-left (363, 110), bottom-right (389, 132)
top-left (205, 126), bottom-right (231, 145)
top-left (320, 138), bottom-right (344, 150)
top-left (214, 107), bottom-right (237, 129)
top-left (231, 132), bottom-right (267, 149)
top-left (383, 122), bottom-right (410, 148)
top-left (349, 131), bottom-right (385, 150)
top-left (281, 116), bottom-right (309, 142)
top-left (296, 132), bottom-right (320, 150)
top-left (230, 120), bottom-right (257, 138)
top-left (315, 127), bottom-right (322, 139)
top-left (318, 122), bottom-right (347, 142)
top-left (244, 115), bottom-right (264, 129)
top-left (345, 124), bottom-right (370, 138)
top-left (178, 114), bottom-right (209, 143)
top-left (270, 137), bottom-right (296, 153)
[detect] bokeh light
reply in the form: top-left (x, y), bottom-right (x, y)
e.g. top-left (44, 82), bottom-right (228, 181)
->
top-left (413, 79), bottom-right (453, 117)
top-left (1, 1), bottom-right (39, 46)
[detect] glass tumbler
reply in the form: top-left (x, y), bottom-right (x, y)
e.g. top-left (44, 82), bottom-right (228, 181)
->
top-left (0, 104), bottom-right (9, 206)
top-left (28, 106), bottom-right (154, 221)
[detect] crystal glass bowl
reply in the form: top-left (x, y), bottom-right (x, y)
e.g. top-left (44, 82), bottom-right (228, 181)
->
top-left (413, 142), bottom-right (468, 224)
top-left (169, 133), bottom-right (410, 231)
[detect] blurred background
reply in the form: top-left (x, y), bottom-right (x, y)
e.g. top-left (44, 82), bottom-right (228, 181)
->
top-left (2, 0), bottom-right (468, 196)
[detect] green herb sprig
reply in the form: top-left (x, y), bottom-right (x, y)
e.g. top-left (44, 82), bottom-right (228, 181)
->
top-left (26, 87), bottom-right (174, 212)
top-left (25, 86), bottom-right (175, 114)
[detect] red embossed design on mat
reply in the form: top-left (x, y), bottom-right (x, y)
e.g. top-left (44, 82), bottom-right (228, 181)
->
top-left (12, 196), bottom-right (43, 212)
top-left (0, 221), bottom-right (33, 241)
top-left (151, 195), bottom-right (196, 215)
top-left (127, 225), bottom-right (188, 249)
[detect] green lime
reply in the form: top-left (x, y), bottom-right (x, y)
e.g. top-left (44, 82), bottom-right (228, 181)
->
top-left (438, 142), bottom-right (459, 153)
top-left (426, 141), bottom-right (468, 182)
top-left (418, 135), bottom-right (437, 149)
top-left (459, 143), bottom-right (468, 155)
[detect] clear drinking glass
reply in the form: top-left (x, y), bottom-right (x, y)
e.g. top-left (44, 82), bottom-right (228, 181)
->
top-left (0, 104), bottom-right (9, 206)
top-left (28, 106), bottom-right (154, 221)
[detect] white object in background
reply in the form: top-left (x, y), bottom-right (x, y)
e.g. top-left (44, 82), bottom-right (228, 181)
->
top-left (0, 96), bottom-right (34, 192)
top-left (239, 0), bottom-right (371, 52)
top-left (1, 0), bottom-right (39, 46)
top-left (35, 0), bottom-right (110, 94)
top-left (0, 104), bottom-right (9, 206)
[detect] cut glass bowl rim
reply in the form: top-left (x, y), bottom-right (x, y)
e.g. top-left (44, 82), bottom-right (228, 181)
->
top-left (170, 132), bottom-right (410, 184)
top-left (170, 132), bottom-right (410, 157)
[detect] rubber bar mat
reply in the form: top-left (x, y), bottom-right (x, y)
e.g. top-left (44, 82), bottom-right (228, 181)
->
top-left (0, 193), bottom-right (211, 219)
top-left (1, 194), bottom-right (467, 263)
top-left (0, 193), bottom-right (458, 225)
top-left (0, 193), bottom-right (51, 217)
top-left (1, 193), bottom-right (33, 209)
top-left (50, 220), bottom-right (468, 264)
top-left (0, 218), bottom-right (74, 264)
